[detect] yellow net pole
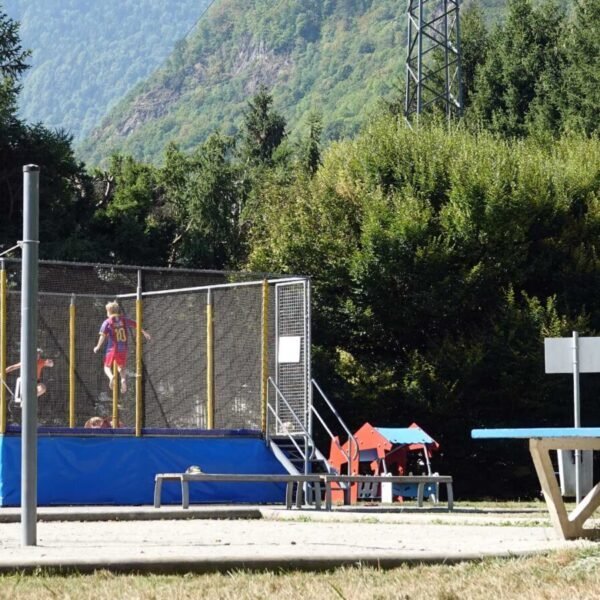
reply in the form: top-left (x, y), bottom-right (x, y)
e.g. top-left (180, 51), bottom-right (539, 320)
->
top-left (206, 289), bottom-right (214, 430)
top-left (69, 294), bottom-right (76, 428)
top-left (261, 279), bottom-right (269, 434)
top-left (112, 361), bottom-right (118, 428)
top-left (0, 261), bottom-right (7, 434)
top-left (135, 270), bottom-right (143, 437)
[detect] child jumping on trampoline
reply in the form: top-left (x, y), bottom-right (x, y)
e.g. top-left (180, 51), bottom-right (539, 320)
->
top-left (5, 348), bottom-right (54, 397)
top-left (93, 301), bottom-right (150, 393)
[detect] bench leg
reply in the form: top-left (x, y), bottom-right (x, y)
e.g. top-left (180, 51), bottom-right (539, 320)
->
top-left (286, 482), bottom-right (294, 509)
top-left (181, 480), bottom-right (190, 509)
top-left (417, 483), bottom-right (425, 507)
top-left (295, 482), bottom-right (303, 508)
top-left (314, 482), bottom-right (322, 510)
top-left (343, 483), bottom-right (351, 506)
top-left (325, 482), bottom-right (332, 511)
top-left (446, 483), bottom-right (454, 511)
top-left (304, 483), bottom-right (313, 506)
top-left (154, 478), bottom-right (163, 508)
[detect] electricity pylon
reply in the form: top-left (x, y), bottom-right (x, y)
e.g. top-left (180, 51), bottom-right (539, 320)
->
top-left (405, 0), bottom-right (463, 124)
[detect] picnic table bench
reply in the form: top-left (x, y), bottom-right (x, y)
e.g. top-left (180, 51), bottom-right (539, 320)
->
top-left (472, 427), bottom-right (600, 540)
top-left (153, 473), bottom-right (325, 510)
top-left (154, 471), bottom-right (454, 512)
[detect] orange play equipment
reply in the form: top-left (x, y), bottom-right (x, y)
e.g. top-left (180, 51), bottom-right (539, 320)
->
top-left (328, 422), bottom-right (440, 504)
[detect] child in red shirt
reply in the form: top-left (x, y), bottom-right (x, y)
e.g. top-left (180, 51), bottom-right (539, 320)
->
top-left (93, 301), bottom-right (150, 393)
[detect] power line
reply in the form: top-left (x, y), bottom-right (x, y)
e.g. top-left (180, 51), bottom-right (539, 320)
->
top-left (181, 0), bottom-right (219, 42)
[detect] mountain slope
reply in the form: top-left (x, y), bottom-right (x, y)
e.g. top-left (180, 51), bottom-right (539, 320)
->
top-left (79, 0), bottom-right (408, 165)
top-left (80, 0), bottom-right (566, 166)
top-left (3, 0), bottom-right (210, 140)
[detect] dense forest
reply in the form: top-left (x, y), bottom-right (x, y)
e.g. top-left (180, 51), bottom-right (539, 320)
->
top-left (3, 0), bottom-right (210, 140)
top-left (79, 0), bottom-right (571, 166)
top-left (2, 0), bottom-right (600, 496)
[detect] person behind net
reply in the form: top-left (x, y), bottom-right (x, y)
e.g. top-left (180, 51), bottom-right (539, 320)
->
top-left (93, 301), bottom-right (150, 393)
top-left (5, 348), bottom-right (54, 397)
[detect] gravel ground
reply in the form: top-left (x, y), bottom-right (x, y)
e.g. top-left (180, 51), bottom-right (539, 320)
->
top-left (0, 505), bottom-right (595, 572)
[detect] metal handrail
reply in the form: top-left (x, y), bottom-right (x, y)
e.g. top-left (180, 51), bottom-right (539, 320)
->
top-left (268, 377), bottom-right (311, 437)
top-left (310, 405), bottom-right (351, 468)
top-left (267, 377), bottom-right (316, 460)
top-left (266, 402), bottom-right (307, 462)
top-left (311, 379), bottom-right (359, 463)
top-left (265, 377), bottom-right (358, 485)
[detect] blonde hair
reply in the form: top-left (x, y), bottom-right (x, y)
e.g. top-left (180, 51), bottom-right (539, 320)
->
top-left (105, 301), bottom-right (120, 316)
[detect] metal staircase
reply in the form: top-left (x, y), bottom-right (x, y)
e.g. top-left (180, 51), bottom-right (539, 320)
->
top-left (267, 278), bottom-right (358, 503)
top-left (268, 434), bottom-right (332, 476)
top-left (266, 377), bottom-right (358, 503)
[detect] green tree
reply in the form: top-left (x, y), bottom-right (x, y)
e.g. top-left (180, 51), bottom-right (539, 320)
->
top-left (460, 1), bottom-right (489, 110)
top-left (0, 6), bottom-right (95, 260)
top-left (525, 0), bottom-right (567, 136)
top-left (468, 0), bottom-right (566, 137)
top-left (562, 0), bottom-right (600, 135)
top-left (297, 112), bottom-right (322, 175)
top-left (240, 85), bottom-right (287, 166)
top-left (247, 115), bottom-right (600, 496)
top-left (90, 155), bottom-right (169, 265)
top-left (161, 135), bottom-right (245, 269)
top-left (0, 3), bottom-right (29, 121)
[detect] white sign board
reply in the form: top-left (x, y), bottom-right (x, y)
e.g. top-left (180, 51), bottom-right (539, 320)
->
top-left (278, 336), bottom-right (301, 363)
top-left (545, 337), bottom-right (600, 373)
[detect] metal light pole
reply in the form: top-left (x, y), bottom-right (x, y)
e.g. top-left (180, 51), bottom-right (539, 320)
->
top-left (572, 332), bottom-right (581, 504)
top-left (21, 165), bottom-right (40, 546)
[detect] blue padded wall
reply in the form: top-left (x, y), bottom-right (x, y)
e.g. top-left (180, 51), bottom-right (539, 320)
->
top-left (0, 434), bottom-right (287, 506)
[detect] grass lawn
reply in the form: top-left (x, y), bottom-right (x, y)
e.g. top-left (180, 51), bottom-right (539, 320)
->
top-left (1, 547), bottom-right (600, 599)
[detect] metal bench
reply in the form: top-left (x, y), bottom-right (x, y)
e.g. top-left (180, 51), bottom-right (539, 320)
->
top-left (153, 473), bottom-right (325, 510)
top-left (472, 427), bottom-right (600, 540)
top-left (322, 474), bottom-right (454, 511)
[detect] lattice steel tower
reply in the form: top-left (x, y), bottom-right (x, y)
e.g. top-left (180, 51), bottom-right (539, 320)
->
top-left (405, 0), bottom-right (463, 123)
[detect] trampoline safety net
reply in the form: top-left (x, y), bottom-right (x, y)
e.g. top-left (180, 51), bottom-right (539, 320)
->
top-left (0, 260), bottom-right (311, 432)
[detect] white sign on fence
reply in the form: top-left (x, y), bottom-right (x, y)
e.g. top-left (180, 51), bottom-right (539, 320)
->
top-left (278, 336), bottom-right (301, 363)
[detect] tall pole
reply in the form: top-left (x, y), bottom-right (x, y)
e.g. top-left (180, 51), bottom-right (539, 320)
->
top-left (135, 270), bottom-right (143, 437)
top-left (69, 294), bottom-right (76, 428)
top-left (112, 361), bottom-right (118, 428)
top-left (0, 259), bottom-right (7, 434)
top-left (404, 0), bottom-right (414, 118)
top-left (261, 279), bottom-right (269, 435)
top-left (21, 165), bottom-right (40, 546)
top-left (206, 289), bottom-right (214, 429)
top-left (572, 331), bottom-right (581, 504)
top-left (444, 0), bottom-right (451, 118)
top-left (454, 0), bottom-right (464, 114)
top-left (417, 0), bottom-right (424, 117)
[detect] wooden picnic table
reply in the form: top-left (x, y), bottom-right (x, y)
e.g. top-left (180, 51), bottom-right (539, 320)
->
top-left (472, 427), bottom-right (600, 540)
